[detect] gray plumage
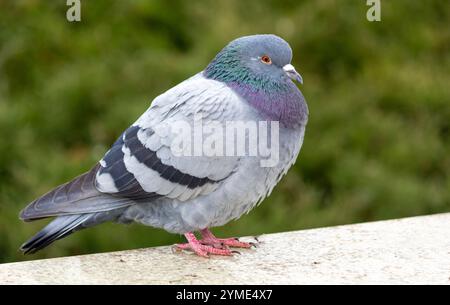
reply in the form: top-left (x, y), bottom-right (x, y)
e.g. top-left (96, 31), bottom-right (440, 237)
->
top-left (20, 34), bottom-right (308, 254)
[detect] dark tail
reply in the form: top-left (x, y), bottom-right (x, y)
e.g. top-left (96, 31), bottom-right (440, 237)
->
top-left (20, 209), bottom-right (126, 254)
top-left (20, 214), bottom-right (91, 254)
top-left (19, 164), bottom-right (134, 254)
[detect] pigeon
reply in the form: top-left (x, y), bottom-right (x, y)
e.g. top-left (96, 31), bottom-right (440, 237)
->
top-left (19, 34), bottom-right (308, 257)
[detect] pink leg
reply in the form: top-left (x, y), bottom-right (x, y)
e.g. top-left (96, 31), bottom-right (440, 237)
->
top-left (199, 229), bottom-right (254, 248)
top-left (175, 232), bottom-right (233, 257)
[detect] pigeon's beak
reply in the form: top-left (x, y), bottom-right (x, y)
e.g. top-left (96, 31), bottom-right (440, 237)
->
top-left (283, 64), bottom-right (303, 84)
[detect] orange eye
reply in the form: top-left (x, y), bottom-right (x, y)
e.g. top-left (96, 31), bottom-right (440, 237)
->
top-left (261, 55), bottom-right (272, 65)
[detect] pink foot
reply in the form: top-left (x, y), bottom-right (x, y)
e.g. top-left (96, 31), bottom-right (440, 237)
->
top-left (199, 229), bottom-right (255, 249)
top-left (175, 232), bottom-right (234, 257)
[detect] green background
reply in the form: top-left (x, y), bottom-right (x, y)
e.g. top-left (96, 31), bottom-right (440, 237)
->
top-left (0, 0), bottom-right (448, 263)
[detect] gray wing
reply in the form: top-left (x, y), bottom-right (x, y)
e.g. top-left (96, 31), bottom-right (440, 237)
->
top-left (19, 164), bottom-right (135, 221)
top-left (95, 73), bottom-right (243, 202)
top-left (20, 73), bottom-right (243, 221)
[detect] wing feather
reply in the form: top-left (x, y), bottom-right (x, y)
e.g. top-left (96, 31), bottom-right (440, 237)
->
top-left (22, 73), bottom-right (244, 221)
top-left (96, 73), bottom-right (242, 202)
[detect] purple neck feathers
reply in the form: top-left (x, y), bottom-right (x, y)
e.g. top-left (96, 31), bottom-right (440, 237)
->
top-left (228, 82), bottom-right (308, 128)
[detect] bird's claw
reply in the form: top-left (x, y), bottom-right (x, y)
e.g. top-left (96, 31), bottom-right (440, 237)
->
top-left (175, 231), bottom-right (261, 257)
top-left (174, 242), bottom-right (233, 257)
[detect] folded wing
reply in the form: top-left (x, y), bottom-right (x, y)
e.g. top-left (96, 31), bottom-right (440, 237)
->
top-left (21, 73), bottom-right (243, 221)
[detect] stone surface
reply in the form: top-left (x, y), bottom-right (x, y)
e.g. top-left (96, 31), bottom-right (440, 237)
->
top-left (1, 213), bottom-right (450, 284)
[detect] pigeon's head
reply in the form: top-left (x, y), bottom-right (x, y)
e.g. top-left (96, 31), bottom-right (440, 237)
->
top-left (204, 34), bottom-right (303, 87)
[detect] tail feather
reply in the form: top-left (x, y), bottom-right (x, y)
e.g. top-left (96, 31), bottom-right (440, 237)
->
top-left (20, 214), bottom-right (92, 254)
top-left (19, 164), bottom-right (136, 254)
top-left (20, 207), bottom-right (127, 254)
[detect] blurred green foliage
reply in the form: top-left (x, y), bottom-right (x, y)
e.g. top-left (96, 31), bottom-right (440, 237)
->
top-left (0, 0), bottom-right (449, 263)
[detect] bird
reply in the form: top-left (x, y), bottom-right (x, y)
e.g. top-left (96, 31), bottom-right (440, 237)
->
top-left (19, 34), bottom-right (309, 257)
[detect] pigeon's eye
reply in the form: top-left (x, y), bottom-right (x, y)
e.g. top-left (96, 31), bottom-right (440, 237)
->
top-left (261, 55), bottom-right (272, 65)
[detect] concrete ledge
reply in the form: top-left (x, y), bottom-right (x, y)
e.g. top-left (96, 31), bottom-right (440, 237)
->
top-left (1, 213), bottom-right (450, 284)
